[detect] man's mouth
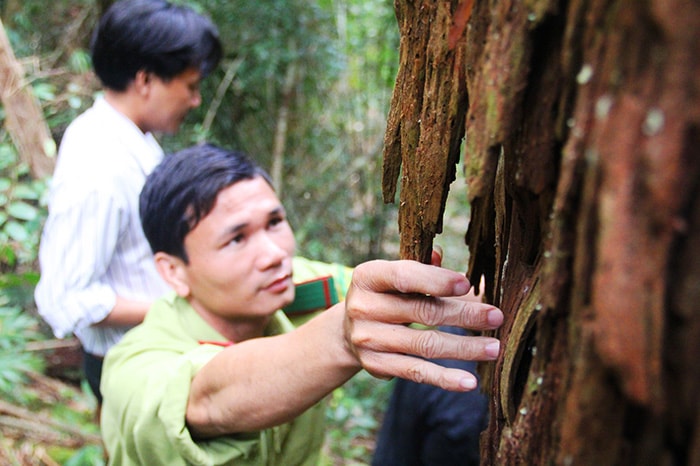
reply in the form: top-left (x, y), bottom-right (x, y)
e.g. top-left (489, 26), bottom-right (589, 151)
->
top-left (263, 274), bottom-right (292, 293)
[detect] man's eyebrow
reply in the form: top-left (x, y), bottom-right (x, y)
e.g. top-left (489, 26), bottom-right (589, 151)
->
top-left (215, 222), bottom-right (246, 244)
top-left (269, 206), bottom-right (286, 216)
top-left (216, 205), bottom-right (286, 242)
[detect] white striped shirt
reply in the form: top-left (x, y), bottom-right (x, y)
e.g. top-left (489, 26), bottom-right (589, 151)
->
top-left (35, 97), bottom-right (171, 356)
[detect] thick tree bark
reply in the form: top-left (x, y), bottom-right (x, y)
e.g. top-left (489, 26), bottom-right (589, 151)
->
top-left (0, 19), bottom-right (55, 179)
top-left (383, 0), bottom-right (471, 263)
top-left (384, 0), bottom-right (700, 464)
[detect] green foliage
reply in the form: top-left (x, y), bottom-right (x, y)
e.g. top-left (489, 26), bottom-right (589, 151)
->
top-left (3, 0), bottom-right (97, 58)
top-left (159, 0), bottom-right (401, 266)
top-left (0, 305), bottom-right (45, 401)
top-left (324, 370), bottom-right (393, 463)
top-left (0, 285), bottom-right (103, 462)
top-left (165, 0), bottom-right (344, 152)
top-left (0, 140), bottom-right (48, 269)
top-left (62, 445), bottom-right (106, 466)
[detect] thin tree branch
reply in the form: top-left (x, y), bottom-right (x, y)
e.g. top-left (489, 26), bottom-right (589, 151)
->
top-left (200, 57), bottom-right (244, 139)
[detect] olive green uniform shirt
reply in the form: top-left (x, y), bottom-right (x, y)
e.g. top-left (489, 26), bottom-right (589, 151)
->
top-left (101, 257), bottom-right (353, 465)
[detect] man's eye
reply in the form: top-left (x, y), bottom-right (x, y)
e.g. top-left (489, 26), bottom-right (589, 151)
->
top-left (269, 217), bottom-right (284, 227)
top-left (230, 234), bottom-right (245, 244)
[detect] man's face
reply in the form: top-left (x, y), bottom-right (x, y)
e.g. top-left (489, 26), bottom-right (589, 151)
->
top-left (178, 176), bottom-right (296, 324)
top-left (143, 67), bottom-right (202, 134)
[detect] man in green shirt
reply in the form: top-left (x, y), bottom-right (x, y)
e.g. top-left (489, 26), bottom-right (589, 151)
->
top-left (100, 144), bottom-right (504, 465)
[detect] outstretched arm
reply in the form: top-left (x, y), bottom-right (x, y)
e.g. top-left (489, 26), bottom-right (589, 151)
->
top-left (185, 259), bottom-right (502, 437)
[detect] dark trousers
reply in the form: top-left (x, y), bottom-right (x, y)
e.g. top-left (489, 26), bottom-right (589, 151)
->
top-left (82, 349), bottom-right (104, 404)
top-left (371, 327), bottom-right (488, 466)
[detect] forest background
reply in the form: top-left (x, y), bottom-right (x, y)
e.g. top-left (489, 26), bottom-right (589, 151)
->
top-left (0, 0), bottom-right (474, 464)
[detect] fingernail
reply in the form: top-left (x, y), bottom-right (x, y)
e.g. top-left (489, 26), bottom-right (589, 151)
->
top-left (485, 341), bottom-right (501, 358)
top-left (453, 280), bottom-right (470, 296)
top-left (460, 377), bottom-right (477, 390)
top-left (487, 309), bottom-right (504, 327)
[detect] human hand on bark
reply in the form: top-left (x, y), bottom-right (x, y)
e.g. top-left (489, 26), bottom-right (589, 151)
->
top-left (342, 258), bottom-right (503, 392)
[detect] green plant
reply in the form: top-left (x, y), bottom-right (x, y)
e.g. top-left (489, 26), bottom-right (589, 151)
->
top-left (0, 304), bottom-right (45, 401)
top-left (323, 370), bottom-right (393, 464)
top-left (0, 140), bottom-right (48, 269)
top-left (62, 445), bottom-right (106, 466)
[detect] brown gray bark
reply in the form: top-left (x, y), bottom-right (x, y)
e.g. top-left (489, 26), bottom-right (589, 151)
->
top-left (384, 0), bottom-right (700, 464)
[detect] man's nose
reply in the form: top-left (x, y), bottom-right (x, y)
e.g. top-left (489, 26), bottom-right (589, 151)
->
top-left (256, 233), bottom-right (288, 267)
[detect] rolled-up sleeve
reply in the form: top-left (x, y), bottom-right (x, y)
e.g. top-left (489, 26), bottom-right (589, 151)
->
top-left (35, 186), bottom-right (124, 338)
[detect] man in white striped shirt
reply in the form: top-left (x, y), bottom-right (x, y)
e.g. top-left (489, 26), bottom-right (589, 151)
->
top-left (34, 0), bottom-right (222, 403)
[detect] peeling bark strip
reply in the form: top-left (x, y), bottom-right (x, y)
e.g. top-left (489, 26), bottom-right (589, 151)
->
top-left (382, 0), bottom-right (468, 263)
top-left (448, 0), bottom-right (475, 50)
top-left (386, 0), bottom-right (700, 464)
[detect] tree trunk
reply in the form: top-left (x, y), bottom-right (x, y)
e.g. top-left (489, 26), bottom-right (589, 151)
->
top-left (384, 0), bottom-right (700, 464)
top-left (270, 58), bottom-right (298, 196)
top-left (0, 19), bottom-right (55, 179)
top-left (382, 0), bottom-right (471, 263)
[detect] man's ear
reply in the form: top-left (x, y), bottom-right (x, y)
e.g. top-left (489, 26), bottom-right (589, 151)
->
top-left (154, 252), bottom-right (190, 297)
top-left (133, 69), bottom-right (151, 97)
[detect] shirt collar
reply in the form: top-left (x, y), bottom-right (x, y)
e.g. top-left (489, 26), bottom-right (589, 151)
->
top-left (163, 292), bottom-right (295, 346)
top-left (92, 96), bottom-right (164, 175)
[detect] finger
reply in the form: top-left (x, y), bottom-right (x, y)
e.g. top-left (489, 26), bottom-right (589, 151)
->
top-left (349, 290), bottom-right (503, 330)
top-left (361, 351), bottom-right (483, 392)
top-left (351, 260), bottom-right (471, 297)
top-left (351, 325), bottom-right (501, 361)
top-left (430, 245), bottom-right (443, 267)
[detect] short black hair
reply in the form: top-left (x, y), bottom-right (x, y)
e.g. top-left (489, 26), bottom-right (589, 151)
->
top-left (140, 144), bottom-right (273, 263)
top-left (91, 0), bottom-right (222, 91)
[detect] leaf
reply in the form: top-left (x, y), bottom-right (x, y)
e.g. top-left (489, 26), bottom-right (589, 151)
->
top-left (68, 95), bottom-right (83, 109)
top-left (7, 201), bottom-right (38, 221)
top-left (0, 148), bottom-right (14, 170)
top-left (11, 184), bottom-right (40, 200)
top-left (44, 137), bottom-right (57, 158)
top-left (4, 220), bottom-right (29, 241)
top-left (0, 307), bottom-right (44, 398)
top-left (68, 49), bottom-right (92, 74)
top-left (0, 307), bottom-right (42, 347)
top-left (0, 244), bottom-right (16, 267)
top-left (0, 177), bottom-right (11, 191)
top-left (0, 350), bottom-right (43, 395)
top-left (63, 445), bottom-right (106, 466)
top-left (32, 82), bottom-right (56, 101)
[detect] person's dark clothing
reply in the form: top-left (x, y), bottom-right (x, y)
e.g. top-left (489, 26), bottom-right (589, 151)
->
top-left (372, 326), bottom-right (488, 466)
